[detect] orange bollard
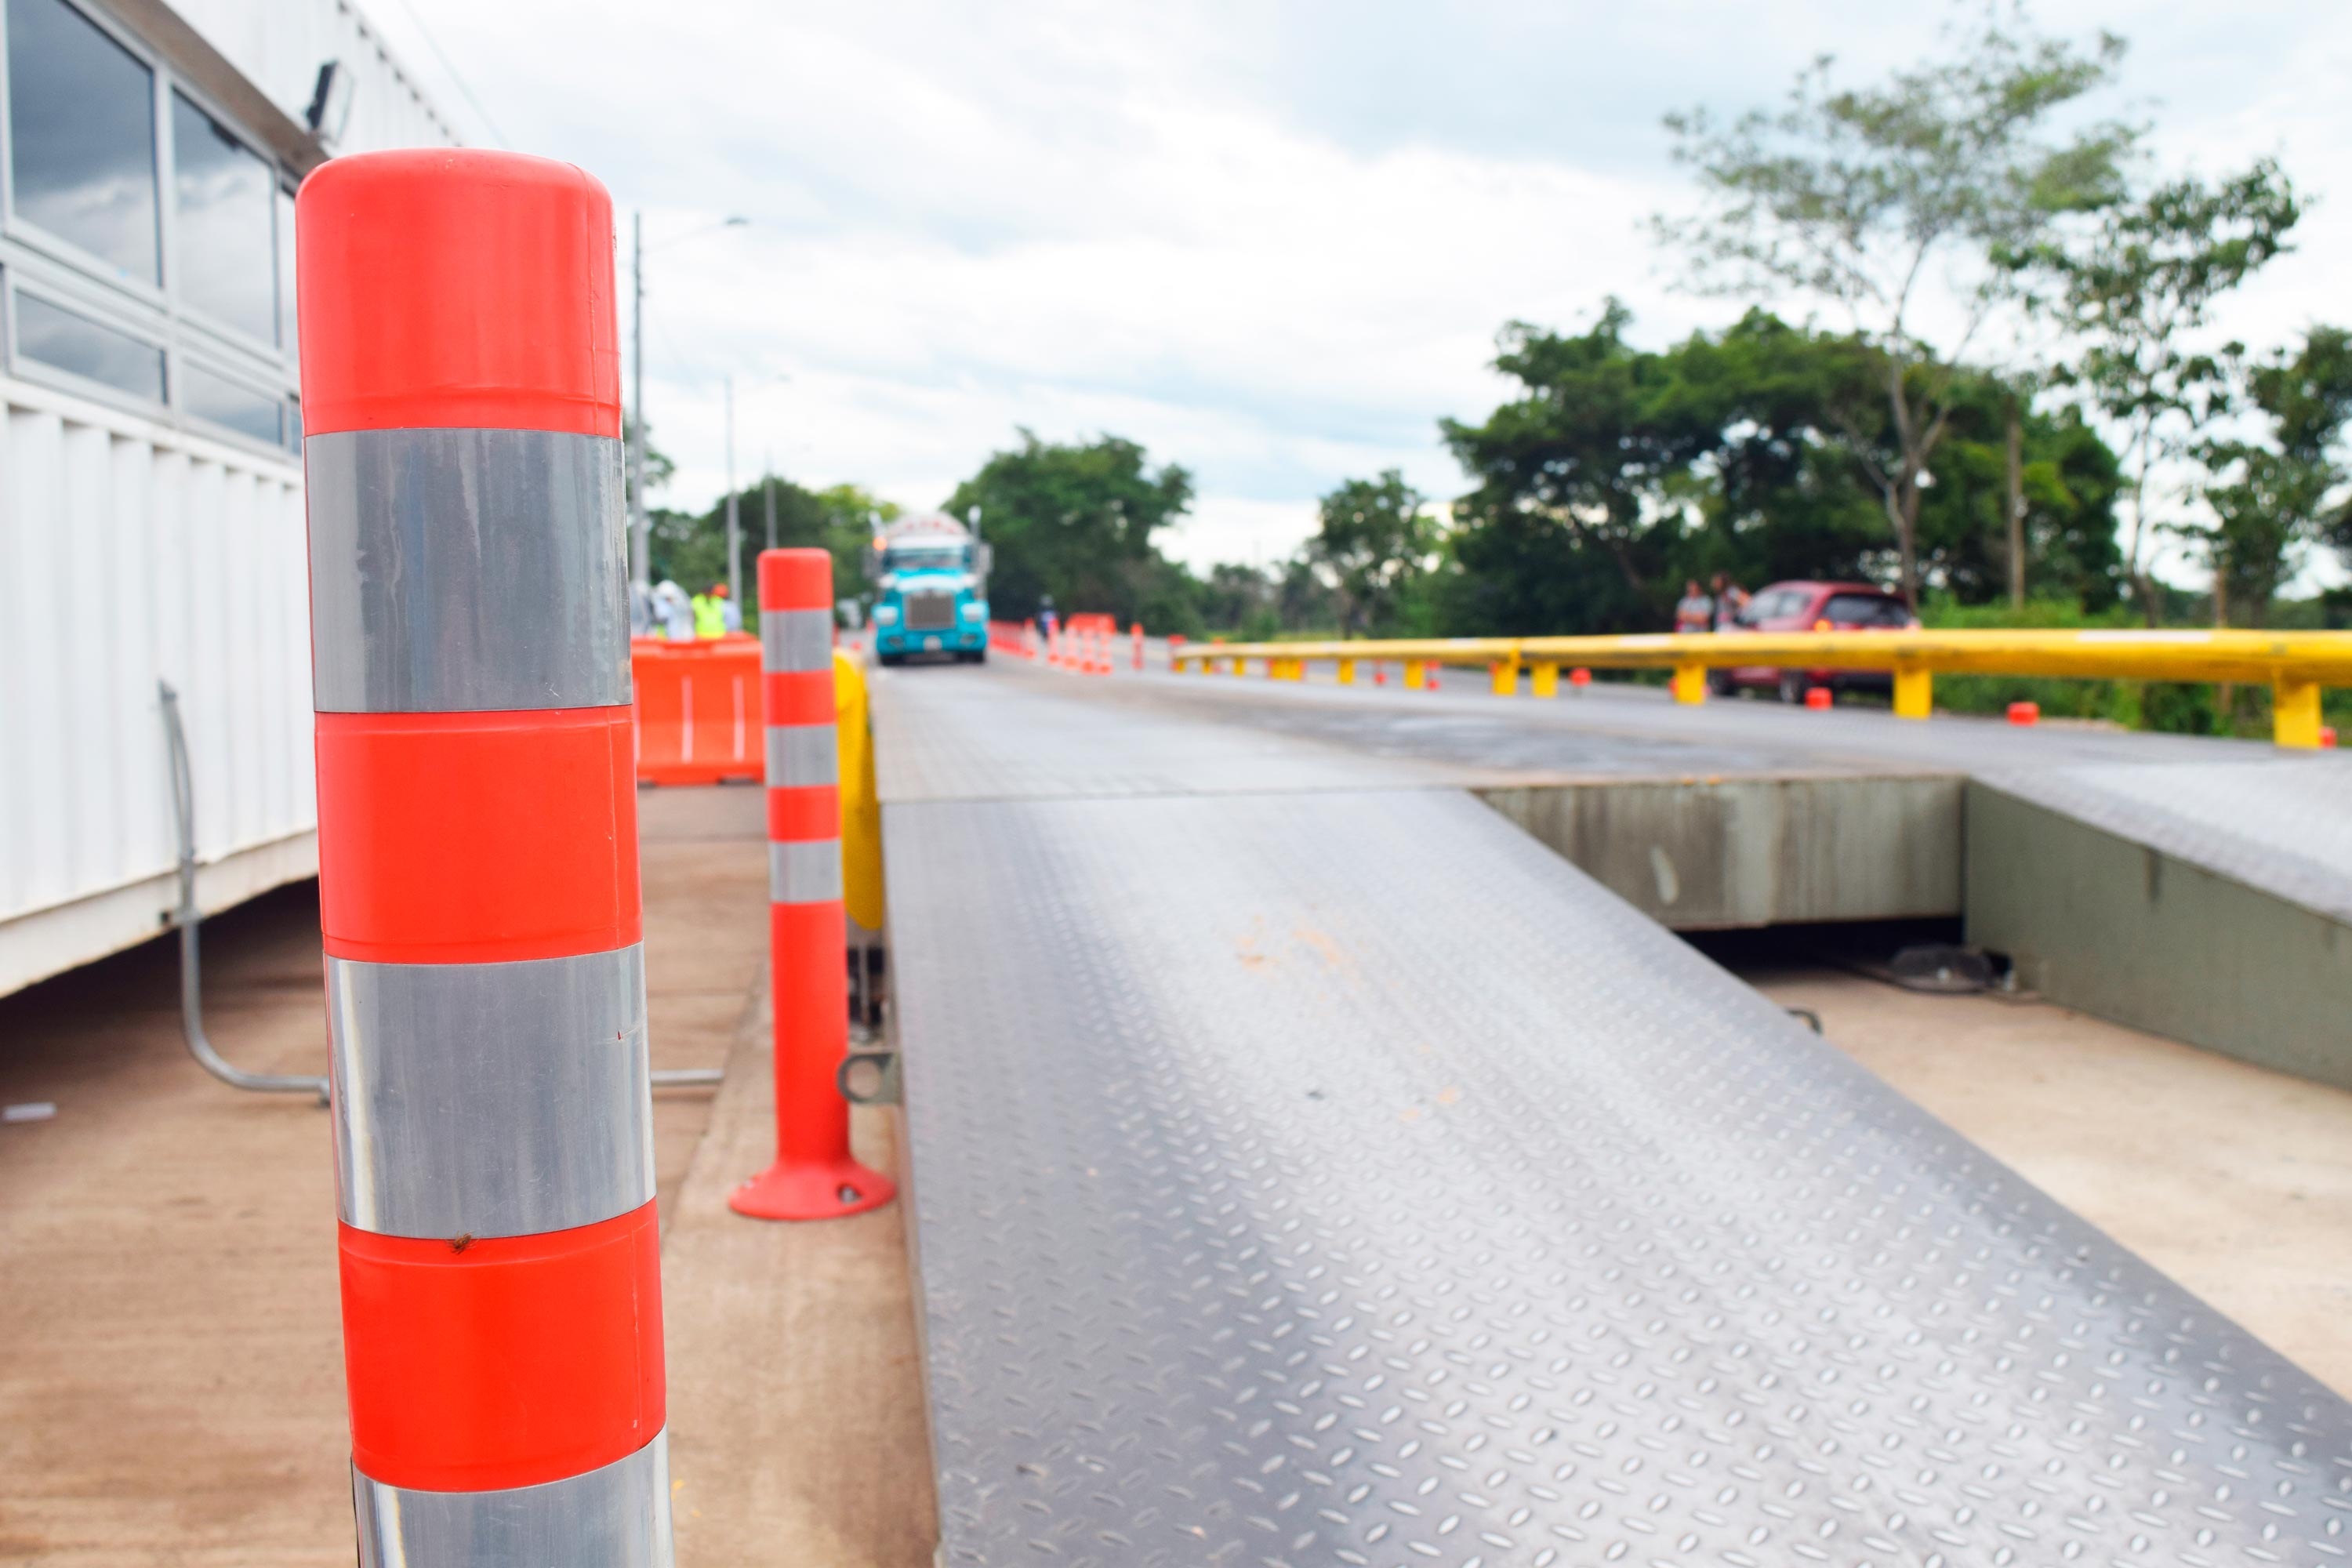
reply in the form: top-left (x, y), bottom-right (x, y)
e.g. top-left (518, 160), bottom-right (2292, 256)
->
top-left (1805, 686), bottom-right (1833, 710)
top-left (1427, 667), bottom-right (1442, 691)
top-left (2322, 725), bottom-right (2339, 749)
top-left (1569, 666), bottom-right (1592, 690)
top-left (299, 151), bottom-right (671, 1556)
top-left (1133, 622), bottom-right (1145, 672)
top-left (731, 549), bottom-right (895, 1223)
top-left (2008, 701), bottom-right (2040, 726)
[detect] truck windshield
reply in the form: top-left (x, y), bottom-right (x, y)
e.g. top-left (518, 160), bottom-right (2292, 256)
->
top-left (887, 544), bottom-right (965, 570)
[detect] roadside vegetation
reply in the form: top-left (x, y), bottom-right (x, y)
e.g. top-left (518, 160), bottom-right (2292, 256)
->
top-left (648, 4), bottom-right (2349, 735)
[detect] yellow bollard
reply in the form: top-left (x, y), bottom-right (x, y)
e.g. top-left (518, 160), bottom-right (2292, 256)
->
top-left (2274, 677), bottom-right (2322, 748)
top-left (1231, 655), bottom-right (1247, 677)
top-left (1893, 667), bottom-right (1933, 720)
top-left (1672, 662), bottom-right (1708, 705)
top-left (1337, 658), bottom-right (1356, 686)
top-left (833, 648), bottom-right (885, 933)
top-left (1283, 658), bottom-right (1305, 681)
top-left (1490, 658), bottom-right (1519, 696)
top-left (1404, 659), bottom-right (1426, 690)
top-left (1530, 662), bottom-right (1559, 698)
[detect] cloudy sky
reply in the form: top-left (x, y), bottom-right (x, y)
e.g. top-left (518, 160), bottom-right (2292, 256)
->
top-left (366, 0), bottom-right (2352, 575)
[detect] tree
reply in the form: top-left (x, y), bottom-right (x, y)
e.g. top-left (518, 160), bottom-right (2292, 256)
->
top-left (2007, 160), bottom-right (2300, 620)
top-left (942, 430), bottom-right (1195, 624)
top-left (2190, 327), bottom-right (2352, 627)
top-left (650, 477), bottom-right (896, 605)
top-left (1308, 471), bottom-right (1438, 635)
top-left (1442, 300), bottom-right (1722, 629)
top-left (1657, 7), bottom-right (2136, 603)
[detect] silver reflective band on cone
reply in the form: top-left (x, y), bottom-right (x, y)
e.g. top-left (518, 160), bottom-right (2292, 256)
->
top-left (354, 1429), bottom-right (674, 1568)
top-left (328, 946), bottom-right (656, 1240)
top-left (769, 840), bottom-right (843, 905)
top-left (307, 428), bottom-right (631, 713)
top-left (760, 608), bottom-right (833, 672)
top-left (764, 724), bottom-right (838, 789)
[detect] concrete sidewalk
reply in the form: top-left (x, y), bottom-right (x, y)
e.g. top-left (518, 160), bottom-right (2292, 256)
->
top-left (0, 782), bottom-right (935, 1566)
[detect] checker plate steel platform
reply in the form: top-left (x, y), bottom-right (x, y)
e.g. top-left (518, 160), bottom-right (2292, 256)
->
top-left (886, 775), bottom-right (2352, 1566)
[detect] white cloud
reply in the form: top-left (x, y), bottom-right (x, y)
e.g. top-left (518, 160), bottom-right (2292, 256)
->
top-left (365, 0), bottom-right (2352, 582)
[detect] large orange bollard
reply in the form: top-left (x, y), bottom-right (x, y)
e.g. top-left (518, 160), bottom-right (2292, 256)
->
top-left (299, 151), bottom-right (670, 1558)
top-left (1133, 622), bottom-right (1145, 672)
top-left (731, 549), bottom-right (895, 1222)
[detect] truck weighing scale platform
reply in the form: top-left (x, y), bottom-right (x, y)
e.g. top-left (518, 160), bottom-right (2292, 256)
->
top-left (875, 662), bottom-right (2352, 1567)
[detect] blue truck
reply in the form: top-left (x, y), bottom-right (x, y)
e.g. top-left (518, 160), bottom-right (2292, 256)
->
top-left (866, 512), bottom-right (992, 665)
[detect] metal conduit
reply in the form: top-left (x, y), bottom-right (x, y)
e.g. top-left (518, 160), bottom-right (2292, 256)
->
top-left (161, 681), bottom-right (331, 1102)
top-left (163, 681), bottom-right (724, 1101)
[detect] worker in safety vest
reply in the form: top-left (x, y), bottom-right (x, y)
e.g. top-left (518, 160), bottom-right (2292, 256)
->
top-left (691, 583), bottom-right (731, 639)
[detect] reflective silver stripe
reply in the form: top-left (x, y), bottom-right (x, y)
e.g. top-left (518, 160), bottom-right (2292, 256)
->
top-left (355, 1429), bottom-right (673, 1567)
top-left (307, 428), bottom-right (631, 713)
top-left (764, 723), bottom-right (837, 788)
top-left (770, 839), bottom-right (842, 905)
top-left (760, 608), bottom-right (833, 673)
top-left (328, 946), bottom-right (655, 1240)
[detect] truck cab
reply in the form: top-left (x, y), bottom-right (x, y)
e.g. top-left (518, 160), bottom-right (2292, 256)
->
top-left (866, 513), bottom-right (991, 665)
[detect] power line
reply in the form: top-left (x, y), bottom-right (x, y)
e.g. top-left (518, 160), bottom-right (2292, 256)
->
top-left (386, 0), bottom-right (510, 150)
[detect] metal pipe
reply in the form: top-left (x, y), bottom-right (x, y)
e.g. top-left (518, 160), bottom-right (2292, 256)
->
top-left (161, 681), bottom-right (329, 1102)
top-left (649, 1067), bottom-right (724, 1088)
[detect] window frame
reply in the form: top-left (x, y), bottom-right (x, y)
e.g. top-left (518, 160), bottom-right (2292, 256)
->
top-left (5, 263), bottom-right (170, 416)
top-left (0, 0), bottom-right (169, 306)
top-left (164, 76), bottom-right (290, 358)
top-left (176, 347), bottom-right (291, 452)
top-left (0, 0), bottom-right (302, 463)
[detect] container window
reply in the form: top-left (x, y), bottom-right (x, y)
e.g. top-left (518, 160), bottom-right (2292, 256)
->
top-left (15, 289), bottom-right (163, 399)
top-left (180, 358), bottom-right (281, 444)
top-left (4, 0), bottom-right (160, 283)
top-left (170, 90), bottom-right (274, 341)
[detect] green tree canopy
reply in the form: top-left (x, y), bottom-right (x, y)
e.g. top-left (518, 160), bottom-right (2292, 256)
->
top-left (1657, 7), bottom-right (2137, 601)
top-left (2005, 158), bottom-right (2301, 619)
top-left (2192, 327), bottom-right (2352, 626)
top-left (650, 477), bottom-right (897, 608)
top-left (942, 430), bottom-right (1197, 627)
top-left (1437, 303), bottom-right (2123, 633)
top-left (1308, 470), bottom-right (1439, 635)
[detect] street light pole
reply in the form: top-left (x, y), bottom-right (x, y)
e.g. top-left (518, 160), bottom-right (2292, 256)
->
top-left (630, 210), bottom-right (649, 588)
top-left (764, 458), bottom-right (777, 552)
top-left (724, 375), bottom-right (739, 605)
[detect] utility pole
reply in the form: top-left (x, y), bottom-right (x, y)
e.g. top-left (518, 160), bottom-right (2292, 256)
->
top-left (764, 459), bottom-right (777, 553)
top-left (724, 375), bottom-right (740, 604)
top-left (630, 210), bottom-right (649, 588)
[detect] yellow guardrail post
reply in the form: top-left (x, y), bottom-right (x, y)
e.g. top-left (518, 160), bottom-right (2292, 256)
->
top-left (2275, 677), bottom-right (2322, 748)
top-left (1337, 657), bottom-right (1356, 686)
top-left (1404, 659), bottom-right (1426, 690)
top-left (1490, 654), bottom-right (1520, 696)
top-left (833, 648), bottom-right (884, 934)
top-left (1671, 662), bottom-right (1707, 704)
top-left (1893, 668), bottom-right (1932, 720)
top-left (1530, 662), bottom-right (1559, 698)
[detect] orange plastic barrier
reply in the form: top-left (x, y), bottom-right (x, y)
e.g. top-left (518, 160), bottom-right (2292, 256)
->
top-left (632, 635), bottom-right (764, 785)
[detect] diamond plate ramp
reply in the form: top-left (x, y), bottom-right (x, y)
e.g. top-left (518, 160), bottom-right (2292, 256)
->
top-left (887, 787), bottom-right (2352, 1567)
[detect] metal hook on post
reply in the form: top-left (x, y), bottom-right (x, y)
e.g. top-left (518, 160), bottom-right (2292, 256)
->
top-left (159, 681), bottom-right (329, 1103)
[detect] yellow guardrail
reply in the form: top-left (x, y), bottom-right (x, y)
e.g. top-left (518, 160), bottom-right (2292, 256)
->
top-left (1170, 629), bottom-right (2352, 748)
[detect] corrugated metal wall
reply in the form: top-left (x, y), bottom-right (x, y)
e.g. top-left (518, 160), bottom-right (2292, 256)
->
top-left (167, 0), bottom-right (463, 154)
top-left (0, 379), bottom-right (313, 989)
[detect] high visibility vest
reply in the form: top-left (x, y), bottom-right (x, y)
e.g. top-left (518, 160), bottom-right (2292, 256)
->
top-left (691, 594), bottom-right (728, 638)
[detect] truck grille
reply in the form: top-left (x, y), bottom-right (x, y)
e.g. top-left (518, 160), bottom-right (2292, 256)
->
top-left (903, 590), bottom-right (956, 631)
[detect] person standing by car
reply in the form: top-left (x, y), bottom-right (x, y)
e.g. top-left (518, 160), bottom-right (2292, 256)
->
top-left (1710, 572), bottom-right (1750, 630)
top-left (1673, 579), bottom-right (1713, 635)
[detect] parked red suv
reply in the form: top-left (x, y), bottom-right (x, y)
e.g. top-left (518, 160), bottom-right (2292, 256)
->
top-left (1710, 579), bottom-right (1918, 701)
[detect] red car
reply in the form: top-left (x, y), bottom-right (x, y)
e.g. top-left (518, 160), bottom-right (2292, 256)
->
top-left (1710, 579), bottom-right (1918, 701)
